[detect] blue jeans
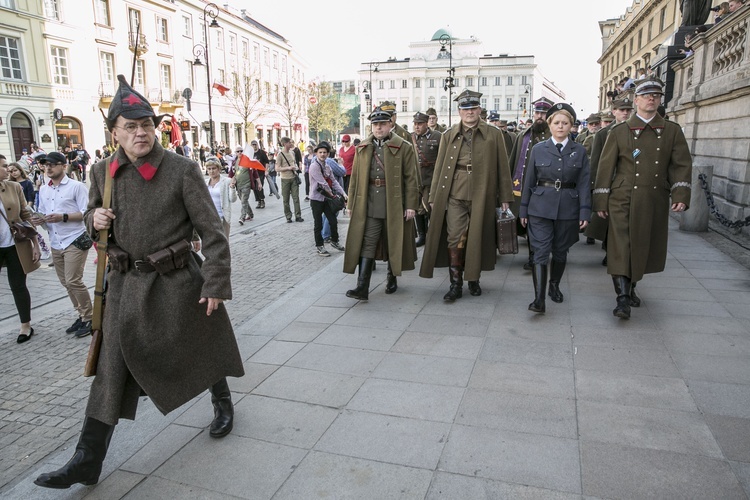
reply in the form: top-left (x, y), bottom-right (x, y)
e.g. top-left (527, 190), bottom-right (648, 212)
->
top-left (321, 210), bottom-right (339, 240)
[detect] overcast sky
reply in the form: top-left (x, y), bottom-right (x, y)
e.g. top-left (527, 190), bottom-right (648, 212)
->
top-left (242, 0), bottom-right (635, 114)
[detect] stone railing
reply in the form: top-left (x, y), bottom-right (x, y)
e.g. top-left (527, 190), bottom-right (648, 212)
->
top-left (670, 6), bottom-right (750, 237)
top-left (1, 82), bottom-right (31, 97)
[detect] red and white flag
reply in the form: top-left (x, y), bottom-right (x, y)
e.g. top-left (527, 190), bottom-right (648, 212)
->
top-left (237, 143), bottom-right (265, 171)
top-left (212, 81), bottom-right (230, 96)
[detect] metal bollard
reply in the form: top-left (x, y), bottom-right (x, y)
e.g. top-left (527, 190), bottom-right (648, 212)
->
top-left (680, 165), bottom-right (713, 232)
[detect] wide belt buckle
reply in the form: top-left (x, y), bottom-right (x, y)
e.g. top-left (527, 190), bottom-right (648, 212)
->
top-left (374, 178), bottom-right (382, 188)
top-left (133, 260), bottom-right (151, 272)
top-left (554, 180), bottom-right (562, 191)
top-left (466, 164), bottom-right (472, 174)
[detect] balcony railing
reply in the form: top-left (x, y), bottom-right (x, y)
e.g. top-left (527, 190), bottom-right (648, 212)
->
top-left (128, 31), bottom-right (148, 55)
top-left (1, 82), bottom-right (31, 97)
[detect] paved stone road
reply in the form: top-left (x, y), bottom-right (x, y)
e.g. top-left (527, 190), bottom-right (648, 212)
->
top-left (0, 193), bottom-right (342, 492)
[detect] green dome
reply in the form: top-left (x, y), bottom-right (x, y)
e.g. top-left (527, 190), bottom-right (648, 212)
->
top-left (431, 28), bottom-right (453, 41)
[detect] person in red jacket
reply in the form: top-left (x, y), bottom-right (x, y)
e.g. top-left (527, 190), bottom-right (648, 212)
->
top-left (338, 134), bottom-right (356, 194)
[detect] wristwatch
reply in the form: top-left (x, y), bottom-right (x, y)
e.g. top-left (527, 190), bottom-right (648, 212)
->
top-left (62, 213), bottom-right (68, 223)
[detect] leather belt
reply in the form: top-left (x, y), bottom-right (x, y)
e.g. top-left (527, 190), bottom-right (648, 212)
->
top-left (537, 180), bottom-right (576, 190)
top-left (369, 178), bottom-right (385, 187)
top-left (455, 164), bottom-right (472, 172)
top-left (131, 259), bottom-right (156, 273)
top-left (420, 162), bottom-right (435, 168)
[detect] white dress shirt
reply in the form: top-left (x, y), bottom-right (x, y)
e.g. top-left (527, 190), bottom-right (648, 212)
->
top-left (37, 176), bottom-right (89, 250)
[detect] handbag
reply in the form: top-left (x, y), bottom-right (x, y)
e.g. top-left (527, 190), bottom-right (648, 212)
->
top-left (326, 194), bottom-right (347, 212)
top-left (0, 210), bottom-right (37, 242)
top-left (496, 208), bottom-right (519, 255)
top-left (294, 173), bottom-right (302, 186)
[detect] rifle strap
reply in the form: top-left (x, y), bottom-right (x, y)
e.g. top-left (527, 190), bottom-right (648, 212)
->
top-left (91, 159), bottom-right (113, 332)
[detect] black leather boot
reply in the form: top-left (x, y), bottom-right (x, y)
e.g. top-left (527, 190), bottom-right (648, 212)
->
top-left (444, 248), bottom-right (464, 302)
top-left (34, 417), bottom-right (115, 488)
top-left (529, 264), bottom-right (547, 313)
top-left (548, 260), bottom-right (566, 303)
top-left (414, 214), bottom-right (426, 247)
top-left (347, 257), bottom-right (374, 300)
top-left (385, 263), bottom-right (398, 294)
top-left (612, 275), bottom-right (632, 319)
top-left (209, 377), bottom-right (234, 438)
top-left (467, 281), bottom-right (482, 296)
top-left (630, 282), bottom-right (641, 307)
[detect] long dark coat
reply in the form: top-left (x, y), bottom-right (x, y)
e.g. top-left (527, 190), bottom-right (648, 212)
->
top-left (84, 141), bottom-right (244, 424)
top-left (592, 115), bottom-right (692, 282)
top-left (343, 133), bottom-right (419, 276)
top-left (507, 124), bottom-right (550, 234)
top-left (419, 121), bottom-right (514, 281)
top-left (584, 123), bottom-right (614, 241)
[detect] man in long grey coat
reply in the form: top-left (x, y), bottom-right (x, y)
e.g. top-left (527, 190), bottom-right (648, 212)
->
top-left (35, 75), bottom-right (244, 489)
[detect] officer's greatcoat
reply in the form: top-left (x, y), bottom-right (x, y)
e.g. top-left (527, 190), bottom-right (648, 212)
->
top-left (84, 141), bottom-right (244, 425)
top-left (592, 114), bottom-right (692, 282)
top-left (584, 122), bottom-right (614, 241)
top-left (419, 122), bottom-right (514, 281)
top-left (343, 134), bottom-right (419, 275)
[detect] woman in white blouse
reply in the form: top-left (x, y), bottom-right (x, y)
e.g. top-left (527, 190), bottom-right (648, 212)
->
top-left (205, 158), bottom-right (237, 238)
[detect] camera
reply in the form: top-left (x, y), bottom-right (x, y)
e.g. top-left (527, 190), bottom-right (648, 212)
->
top-left (710, 5), bottom-right (720, 11)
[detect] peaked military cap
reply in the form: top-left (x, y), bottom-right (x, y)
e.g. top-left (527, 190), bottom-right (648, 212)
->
top-left (105, 74), bottom-right (158, 131)
top-left (379, 101), bottom-right (397, 113)
top-left (499, 119), bottom-right (508, 126)
top-left (454, 89), bottom-right (482, 109)
top-left (488, 111), bottom-right (500, 122)
top-left (586, 113), bottom-right (601, 124)
top-left (546, 102), bottom-right (577, 122)
top-left (412, 112), bottom-right (429, 123)
top-left (532, 97), bottom-right (555, 113)
top-left (612, 96), bottom-right (634, 109)
top-left (369, 107), bottom-right (393, 123)
top-left (425, 107), bottom-right (438, 116)
top-left (601, 111), bottom-right (616, 122)
top-left (634, 77), bottom-right (665, 95)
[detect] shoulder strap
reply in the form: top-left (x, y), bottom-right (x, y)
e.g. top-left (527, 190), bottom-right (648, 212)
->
top-left (91, 159), bottom-right (113, 333)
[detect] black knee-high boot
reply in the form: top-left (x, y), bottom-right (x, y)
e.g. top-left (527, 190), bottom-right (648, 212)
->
top-left (385, 262), bottom-right (398, 294)
top-left (209, 377), bottom-right (234, 438)
top-left (347, 257), bottom-right (374, 300)
top-left (34, 417), bottom-right (115, 488)
top-left (444, 247), bottom-right (464, 302)
top-left (529, 264), bottom-right (547, 313)
top-left (414, 214), bottom-right (426, 247)
top-left (612, 275), bottom-right (632, 319)
top-left (548, 260), bottom-right (566, 303)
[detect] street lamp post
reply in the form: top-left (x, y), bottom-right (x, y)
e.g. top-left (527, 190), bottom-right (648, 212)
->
top-left (365, 62), bottom-right (379, 110)
top-left (191, 3), bottom-right (220, 151)
top-left (515, 84), bottom-right (532, 126)
top-left (439, 34), bottom-right (455, 127)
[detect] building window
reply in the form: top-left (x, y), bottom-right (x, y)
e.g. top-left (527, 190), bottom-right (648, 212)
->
top-left (390, 80), bottom-right (395, 89)
top-left (99, 51), bottom-right (115, 83)
top-left (495, 76), bottom-right (501, 86)
top-left (480, 76), bottom-right (487, 87)
top-left (466, 76), bottom-right (474, 87)
top-left (0, 0), bottom-right (14, 7)
top-left (217, 68), bottom-right (225, 84)
top-left (494, 97), bottom-right (500, 110)
top-left (160, 64), bottom-right (172, 95)
top-left (282, 55), bottom-right (287, 72)
top-left (402, 79), bottom-right (407, 89)
top-left (253, 43), bottom-right (259, 62)
top-left (506, 97), bottom-right (512, 111)
top-left (521, 75), bottom-right (528, 85)
top-left (414, 78), bottom-right (421, 88)
top-left (274, 84), bottom-right (279, 103)
top-left (629, 38), bottom-right (634, 57)
top-left (135, 59), bottom-right (144, 88)
top-left (44, 0), bottom-right (59, 20)
top-left (378, 81), bottom-right (384, 90)
top-left (480, 98), bottom-right (487, 109)
top-left (157, 17), bottom-right (169, 42)
top-left (440, 96), bottom-right (448, 112)
top-left (128, 8), bottom-right (140, 31)
top-left (429, 78), bottom-right (435, 88)
top-left (0, 36), bottom-right (22, 80)
top-left (95, 0), bottom-right (110, 25)
top-left (229, 34), bottom-right (236, 54)
top-left (659, 7), bottom-right (667, 31)
top-left (182, 15), bottom-right (191, 37)
top-left (265, 82), bottom-right (271, 103)
top-left (637, 29), bottom-right (643, 50)
top-left (242, 40), bottom-right (248, 60)
top-left (520, 97), bottom-right (527, 110)
top-left (214, 30), bottom-right (223, 50)
top-left (50, 46), bottom-right (69, 85)
top-left (507, 76), bottom-right (513, 86)
top-left (273, 51), bottom-right (278, 69)
top-left (428, 96), bottom-right (435, 108)
top-left (648, 18), bottom-right (654, 41)
top-left (454, 78), bottom-right (459, 88)
top-left (263, 47), bottom-right (269, 66)
top-left (401, 100), bottom-right (407, 112)
top-left (186, 60), bottom-right (194, 88)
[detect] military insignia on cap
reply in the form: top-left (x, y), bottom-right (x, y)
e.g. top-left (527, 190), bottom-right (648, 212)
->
top-left (556, 104), bottom-right (563, 109)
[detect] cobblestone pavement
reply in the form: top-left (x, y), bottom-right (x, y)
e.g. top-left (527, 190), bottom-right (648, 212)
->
top-left (0, 192), bottom-right (343, 492)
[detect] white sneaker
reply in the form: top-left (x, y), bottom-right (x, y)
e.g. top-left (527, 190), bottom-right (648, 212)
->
top-left (316, 246), bottom-right (331, 257)
top-left (330, 241), bottom-right (345, 252)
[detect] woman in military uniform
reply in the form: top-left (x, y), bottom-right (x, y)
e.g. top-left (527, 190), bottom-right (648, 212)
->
top-left (520, 103), bottom-right (591, 313)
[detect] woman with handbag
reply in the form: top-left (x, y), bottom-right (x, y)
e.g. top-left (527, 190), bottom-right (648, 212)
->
top-left (0, 156), bottom-right (41, 343)
top-left (205, 158), bottom-right (237, 238)
top-left (308, 142), bottom-right (347, 257)
top-left (520, 103), bottom-right (591, 314)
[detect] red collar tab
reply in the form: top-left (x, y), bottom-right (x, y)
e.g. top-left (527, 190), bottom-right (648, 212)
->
top-left (109, 157), bottom-right (120, 177)
top-left (109, 157), bottom-right (157, 180)
top-left (387, 144), bottom-right (401, 151)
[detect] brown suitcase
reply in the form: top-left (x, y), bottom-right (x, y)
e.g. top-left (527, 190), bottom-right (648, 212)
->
top-left (496, 208), bottom-right (518, 255)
